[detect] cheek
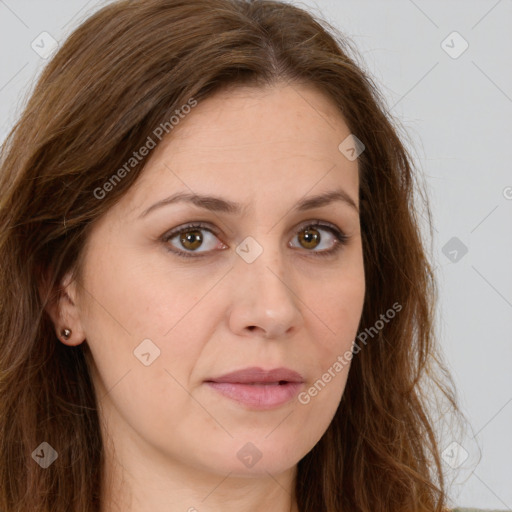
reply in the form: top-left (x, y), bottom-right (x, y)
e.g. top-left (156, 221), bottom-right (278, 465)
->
top-left (81, 244), bottom-right (197, 337)
top-left (79, 250), bottom-right (215, 401)
top-left (298, 267), bottom-right (364, 408)
top-left (79, 253), bottom-right (203, 440)
top-left (309, 265), bottom-right (365, 345)
top-left (296, 276), bottom-right (364, 423)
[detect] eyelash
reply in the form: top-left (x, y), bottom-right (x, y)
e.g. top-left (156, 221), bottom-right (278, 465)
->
top-left (162, 220), bottom-right (350, 259)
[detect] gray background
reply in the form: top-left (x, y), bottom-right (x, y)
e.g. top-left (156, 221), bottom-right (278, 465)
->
top-left (1, 0), bottom-right (511, 509)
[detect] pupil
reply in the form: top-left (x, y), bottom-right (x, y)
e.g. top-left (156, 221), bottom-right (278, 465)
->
top-left (302, 229), bottom-right (319, 248)
top-left (181, 230), bottom-right (202, 249)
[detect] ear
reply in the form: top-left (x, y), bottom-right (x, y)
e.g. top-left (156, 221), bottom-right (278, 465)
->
top-left (39, 266), bottom-right (86, 347)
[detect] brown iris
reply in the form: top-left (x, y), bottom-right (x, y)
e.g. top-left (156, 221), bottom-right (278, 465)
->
top-left (298, 227), bottom-right (321, 249)
top-left (179, 230), bottom-right (204, 250)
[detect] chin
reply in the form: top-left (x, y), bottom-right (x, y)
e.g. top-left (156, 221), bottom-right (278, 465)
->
top-left (198, 437), bottom-right (308, 478)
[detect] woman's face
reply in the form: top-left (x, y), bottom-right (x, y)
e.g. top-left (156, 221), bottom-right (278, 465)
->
top-left (60, 83), bottom-right (365, 478)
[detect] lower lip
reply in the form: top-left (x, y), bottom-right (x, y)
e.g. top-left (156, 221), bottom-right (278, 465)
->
top-left (205, 382), bottom-right (303, 410)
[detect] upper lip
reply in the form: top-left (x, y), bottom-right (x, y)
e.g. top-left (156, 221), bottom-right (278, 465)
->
top-left (205, 366), bottom-right (304, 384)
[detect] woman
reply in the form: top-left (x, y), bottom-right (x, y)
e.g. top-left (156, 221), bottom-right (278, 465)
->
top-left (0, 0), bottom-right (489, 511)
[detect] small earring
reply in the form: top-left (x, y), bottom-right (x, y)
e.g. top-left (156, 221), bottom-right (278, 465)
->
top-left (61, 328), bottom-right (72, 340)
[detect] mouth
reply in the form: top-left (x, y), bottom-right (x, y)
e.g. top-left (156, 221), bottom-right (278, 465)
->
top-left (204, 367), bottom-right (305, 410)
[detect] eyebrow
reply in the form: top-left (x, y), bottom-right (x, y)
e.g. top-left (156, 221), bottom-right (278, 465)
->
top-left (138, 188), bottom-right (359, 218)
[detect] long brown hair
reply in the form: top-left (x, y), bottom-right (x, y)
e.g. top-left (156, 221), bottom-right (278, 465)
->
top-left (0, 0), bottom-right (465, 510)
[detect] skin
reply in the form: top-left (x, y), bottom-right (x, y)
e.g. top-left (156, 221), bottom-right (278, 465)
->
top-left (47, 82), bottom-right (366, 512)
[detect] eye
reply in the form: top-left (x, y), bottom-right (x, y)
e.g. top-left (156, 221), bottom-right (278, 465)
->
top-left (162, 222), bottom-right (226, 258)
top-left (162, 221), bottom-right (350, 259)
top-left (289, 220), bottom-right (350, 258)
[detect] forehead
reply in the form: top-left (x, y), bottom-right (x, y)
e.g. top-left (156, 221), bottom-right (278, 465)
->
top-left (122, 83), bottom-right (359, 216)
top-left (163, 83), bottom-right (351, 157)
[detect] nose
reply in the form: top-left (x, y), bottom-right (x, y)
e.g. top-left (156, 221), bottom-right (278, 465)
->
top-left (227, 238), bottom-right (304, 340)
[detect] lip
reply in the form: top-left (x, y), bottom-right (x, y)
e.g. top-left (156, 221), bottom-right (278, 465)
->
top-left (205, 366), bottom-right (305, 410)
top-left (206, 366), bottom-right (304, 384)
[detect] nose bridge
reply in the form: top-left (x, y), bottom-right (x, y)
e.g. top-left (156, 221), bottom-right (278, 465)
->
top-left (228, 231), bottom-right (302, 337)
top-left (236, 231), bottom-right (288, 292)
